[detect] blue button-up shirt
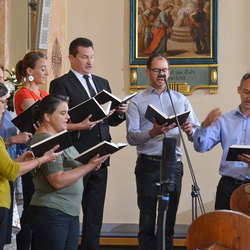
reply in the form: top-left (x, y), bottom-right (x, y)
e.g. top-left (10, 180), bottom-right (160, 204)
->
top-left (0, 110), bottom-right (20, 159)
top-left (126, 85), bottom-right (200, 157)
top-left (193, 106), bottom-right (250, 179)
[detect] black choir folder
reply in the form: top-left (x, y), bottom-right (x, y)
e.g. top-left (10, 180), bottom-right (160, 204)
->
top-left (74, 140), bottom-right (127, 164)
top-left (94, 90), bottom-right (137, 110)
top-left (145, 104), bottom-right (190, 126)
top-left (30, 130), bottom-right (73, 158)
top-left (11, 100), bottom-right (40, 134)
top-left (226, 145), bottom-right (250, 161)
top-left (68, 98), bottom-right (111, 123)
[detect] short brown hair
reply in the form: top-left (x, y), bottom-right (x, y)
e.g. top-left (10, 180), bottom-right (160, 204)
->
top-left (69, 38), bottom-right (93, 57)
top-left (146, 53), bottom-right (170, 69)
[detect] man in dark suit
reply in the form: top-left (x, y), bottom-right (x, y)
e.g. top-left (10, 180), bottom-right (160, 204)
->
top-left (49, 37), bottom-right (128, 250)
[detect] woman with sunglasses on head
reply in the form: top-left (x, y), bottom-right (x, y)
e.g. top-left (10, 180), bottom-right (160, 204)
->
top-left (0, 83), bottom-right (62, 250)
top-left (28, 94), bottom-right (109, 250)
top-left (14, 51), bottom-right (49, 250)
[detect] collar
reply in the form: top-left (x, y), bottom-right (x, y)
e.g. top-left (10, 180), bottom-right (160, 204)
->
top-left (71, 69), bottom-right (92, 80)
top-left (146, 84), bottom-right (168, 95)
top-left (234, 105), bottom-right (250, 118)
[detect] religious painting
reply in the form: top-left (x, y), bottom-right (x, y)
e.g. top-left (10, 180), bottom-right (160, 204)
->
top-left (130, 0), bottom-right (218, 65)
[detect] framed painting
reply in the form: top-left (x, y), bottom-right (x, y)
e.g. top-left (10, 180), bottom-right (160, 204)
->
top-left (129, 0), bottom-right (219, 95)
top-left (130, 0), bottom-right (218, 65)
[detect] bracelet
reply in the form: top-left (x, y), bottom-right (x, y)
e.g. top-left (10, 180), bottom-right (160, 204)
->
top-left (36, 157), bottom-right (42, 168)
top-left (10, 136), bottom-right (14, 145)
top-left (35, 157), bottom-right (42, 168)
top-left (30, 152), bottom-right (42, 171)
top-left (4, 137), bottom-right (14, 148)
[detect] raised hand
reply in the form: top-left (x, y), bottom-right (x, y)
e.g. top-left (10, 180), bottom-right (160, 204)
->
top-left (202, 108), bottom-right (222, 128)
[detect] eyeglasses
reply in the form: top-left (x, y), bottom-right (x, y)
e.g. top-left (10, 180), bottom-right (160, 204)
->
top-left (150, 68), bottom-right (169, 74)
top-left (0, 100), bottom-right (8, 106)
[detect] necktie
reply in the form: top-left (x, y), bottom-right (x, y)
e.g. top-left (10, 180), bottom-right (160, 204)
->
top-left (83, 75), bottom-right (96, 97)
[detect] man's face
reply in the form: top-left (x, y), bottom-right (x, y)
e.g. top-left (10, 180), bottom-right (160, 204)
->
top-left (238, 78), bottom-right (250, 114)
top-left (69, 46), bottom-right (94, 75)
top-left (146, 57), bottom-right (170, 92)
top-left (0, 68), bottom-right (4, 84)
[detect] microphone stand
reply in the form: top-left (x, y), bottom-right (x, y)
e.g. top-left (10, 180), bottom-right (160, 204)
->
top-left (158, 74), bottom-right (205, 220)
top-left (156, 182), bottom-right (169, 250)
top-left (156, 136), bottom-right (176, 250)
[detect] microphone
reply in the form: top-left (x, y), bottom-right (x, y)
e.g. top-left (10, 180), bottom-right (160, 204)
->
top-left (157, 74), bottom-right (166, 78)
top-left (160, 137), bottom-right (176, 193)
top-left (158, 74), bottom-right (169, 91)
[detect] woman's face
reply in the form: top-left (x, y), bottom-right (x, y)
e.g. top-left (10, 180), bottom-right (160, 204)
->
top-left (29, 58), bottom-right (49, 85)
top-left (46, 101), bottom-right (70, 134)
top-left (0, 94), bottom-right (8, 119)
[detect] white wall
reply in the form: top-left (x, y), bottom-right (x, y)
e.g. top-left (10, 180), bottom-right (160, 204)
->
top-left (9, 0), bottom-right (250, 225)
top-left (66, 0), bottom-right (250, 225)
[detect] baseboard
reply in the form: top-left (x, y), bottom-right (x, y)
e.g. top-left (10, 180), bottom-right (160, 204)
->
top-left (79, 237), bottom-right (187, 246)
top-left (79, 223), bottom-right (188, 247)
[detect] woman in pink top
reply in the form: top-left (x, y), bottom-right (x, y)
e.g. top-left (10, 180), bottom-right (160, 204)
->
top-left (14, 52), bottom-right (49, 116)
top-left (14, 52), bottom-right (49, 250)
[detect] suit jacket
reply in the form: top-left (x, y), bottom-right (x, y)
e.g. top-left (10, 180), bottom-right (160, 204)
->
top-left (49, 70), bottom-right (125, 166)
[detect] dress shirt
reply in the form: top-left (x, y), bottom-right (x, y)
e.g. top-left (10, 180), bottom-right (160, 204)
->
top-left (193, 106), bottom-right (250, 179)
top-left (0, 110), bottom-right (23, 158)
top-left (126, 85), bottom-right (200, 156)
top-left (71, 69), bottom-right (97, 97)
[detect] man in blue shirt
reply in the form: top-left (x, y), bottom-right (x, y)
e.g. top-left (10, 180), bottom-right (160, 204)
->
top-left (193, 72), bottom-right (250, 210)
top-left (126, 53), bottom-right (200, 250)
